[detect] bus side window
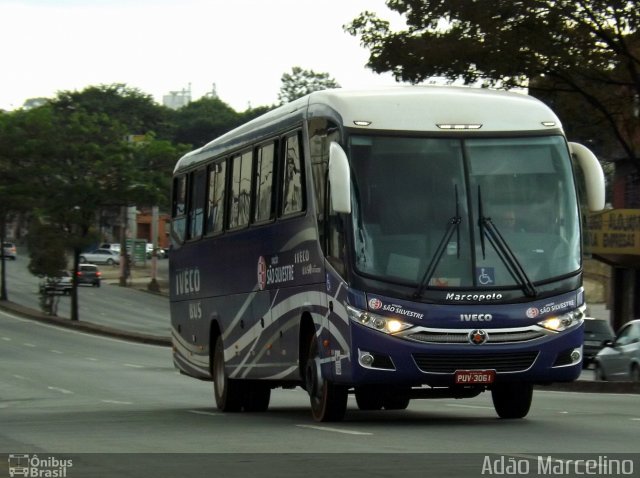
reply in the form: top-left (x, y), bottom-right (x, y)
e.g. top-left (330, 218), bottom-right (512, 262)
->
top-left (229, 150), bottom-right (252, 229)
top-left (309, 118), bottom-right (341, 264)
top-left (282, 132), bottom-right (305, 216)
top-left (254, 142), bottom-right (276, 223)
top-left (188, 169), bottom-right (206, 240)
top-left (171, 175), bottom-right (187, 244)
top-left (205, 160), bottom-right (227, 235)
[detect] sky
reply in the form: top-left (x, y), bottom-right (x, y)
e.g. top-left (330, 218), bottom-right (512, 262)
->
top-left (0, 0), bottom-right (405, 111)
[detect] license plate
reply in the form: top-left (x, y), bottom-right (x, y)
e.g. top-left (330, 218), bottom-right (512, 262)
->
top-left (455, 370), bottom-right (495, 384)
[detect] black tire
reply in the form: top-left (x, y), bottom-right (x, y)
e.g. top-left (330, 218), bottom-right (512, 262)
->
top-left (594, 363), bottom-right (606, 381)
top-left (491, 382), bottom-right (533, 419)
top-left (243, 382), bottom-right (271, 412)
top-left (106, 259), bottom-right (114, 265)
top-left (355, 386), bottom-right (384, 411)
top-left (94, 281), bottom-right (101, 288)
top-left (305, 334), bottom-right (348, 422)
top-left (213, 336), bottom-right (243, 412)
top-left (383, 388), bottom-right (411, 410)
top-left (79, 256), bottom-right (86, 263)
top-left (631, 364), bottom-right (640, 382)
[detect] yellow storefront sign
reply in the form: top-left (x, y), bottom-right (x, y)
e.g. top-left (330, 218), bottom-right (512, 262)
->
top-left (585, 209), bottom-right (640, 255)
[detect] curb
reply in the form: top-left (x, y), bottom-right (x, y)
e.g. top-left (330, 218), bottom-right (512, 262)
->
top-left (536, 380), bottom-right (640, 394)
top-left (0, 300), bottom-right (171, 347)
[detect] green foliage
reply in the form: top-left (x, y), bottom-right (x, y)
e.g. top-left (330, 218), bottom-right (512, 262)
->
top-left (278, 67), bottom-right (341, 104)
top-left (53, 84), bottom-right (174, 138)
top-left (172, 97), bottom-right (242, 148)
top-left (346, 0), bottom-right (640, 167)
top-left (26, 222), bottom-right (69, 278)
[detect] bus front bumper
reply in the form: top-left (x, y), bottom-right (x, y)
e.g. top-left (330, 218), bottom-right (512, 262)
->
top-left (345, 321), bottom-right (583, 387)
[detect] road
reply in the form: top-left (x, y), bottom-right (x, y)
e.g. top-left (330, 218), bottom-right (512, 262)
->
top-left (1, 308), bottom-right (639, 477)
top-left (1, 256), bottom-right (170, 337)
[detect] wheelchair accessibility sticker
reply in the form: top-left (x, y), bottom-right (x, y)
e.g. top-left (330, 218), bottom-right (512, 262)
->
top-left (476, 267), bottom-right (495, 286)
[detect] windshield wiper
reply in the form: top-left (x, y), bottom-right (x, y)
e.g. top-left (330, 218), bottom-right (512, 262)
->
top-left (414, 185), bottom-right (461, 299)
top-left (477, 186), bottom-right (538, 297)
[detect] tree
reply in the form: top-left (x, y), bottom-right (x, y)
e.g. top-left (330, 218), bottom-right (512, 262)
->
top-left (172, 97), bottom-right (243, 148)
top-left (26, 222), bottom-right (69, 316)
top-left (54, 84), bottom-right (174, 139)
top-left (0, 107), bottom-right (54, 300)
top-left (278, 67), bottom-right (341, 104)
top-left (347, 0), bottom-right (640, 168)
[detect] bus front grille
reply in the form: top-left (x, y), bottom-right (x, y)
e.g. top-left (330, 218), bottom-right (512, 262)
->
top-left (406, 329), bottom-right (546, 344)
top-left (412, 352), bottom-right (539, 374)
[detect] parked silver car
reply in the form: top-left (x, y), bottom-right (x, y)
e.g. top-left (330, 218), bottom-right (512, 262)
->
top-left (594, 319), bottom-right (640, 382)
top-left (79, 249), bottom-right (120, 265)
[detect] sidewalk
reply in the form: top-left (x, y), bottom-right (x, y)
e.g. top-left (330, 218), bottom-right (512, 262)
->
top-left (99, 264), bottom-right (169, 296)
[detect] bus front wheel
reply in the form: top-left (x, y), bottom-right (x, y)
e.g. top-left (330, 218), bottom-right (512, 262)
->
top-left (491, 382), bottom-right (533, 419)
top-left (213, 336), bottom-right (243, 412)
top-left (305, 335), bottom-right (347, 422)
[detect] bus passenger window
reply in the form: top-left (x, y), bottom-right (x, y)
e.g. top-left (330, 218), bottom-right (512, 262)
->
top-left (229, 151), bottom-right (252, 229)
top-left (206, 161), bottom-right (226, 235)
top-left (282, 133), bottom-right (304, 216)
top-left (188, 169), bottom-right (206, 240)
top-left (254, 142), bottom-right (275, 223)
top-left (171, 175), bottom-right (187, 244)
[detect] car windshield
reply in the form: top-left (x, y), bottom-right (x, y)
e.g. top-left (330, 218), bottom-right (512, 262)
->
top-left (349, 134), bottom-right (580, 290)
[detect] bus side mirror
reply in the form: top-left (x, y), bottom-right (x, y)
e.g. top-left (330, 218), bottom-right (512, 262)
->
top-left (569, 142), bottom-right (605, 212)
top-left (329, 142), bottom-right (351, 214)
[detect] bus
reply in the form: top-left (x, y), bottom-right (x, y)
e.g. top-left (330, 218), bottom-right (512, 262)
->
top-left (169, 86), bottom-right (605, 422)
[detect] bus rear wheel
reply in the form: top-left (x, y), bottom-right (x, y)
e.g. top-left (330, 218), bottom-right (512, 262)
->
top-left (491, 382), bottom-right (533, 419)
top-left (305, 335), bottom-right (347, 422)
top-left (213, 336), bottom-right (243, 412)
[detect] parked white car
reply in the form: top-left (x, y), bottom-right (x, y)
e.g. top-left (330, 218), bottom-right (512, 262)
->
top-left (79, 249), bottom-right (120, 265)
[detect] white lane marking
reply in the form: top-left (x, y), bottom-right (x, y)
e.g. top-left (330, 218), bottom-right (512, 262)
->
top-left (2, 337), bottom-right (11, 341)
top-left (631, 418), bottom-right (640, 421)
top-left (86, 357), bottom-right (98, 361)
top-left (296, 424), bottom-right (372, 436)
top-left (13, 374), bottom-right (27, 380)
top-left (101, 400), bottom-right (133, 405)
top-left (48, 386), bottom-right (73, 394)
top-left (50, 350), bottom-right (63, 354)
top-left (23, 343), bottom-right (36, 347)
top-left (188, 410), bottom-right (221, 417)
top-left (123, 363), bottom-right (144, 368)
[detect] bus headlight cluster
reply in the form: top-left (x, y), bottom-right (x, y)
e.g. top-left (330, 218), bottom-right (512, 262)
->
top-left (347, 305), bottom-right (413, 335)
top-left (538, 309), bottom-right (584, 332)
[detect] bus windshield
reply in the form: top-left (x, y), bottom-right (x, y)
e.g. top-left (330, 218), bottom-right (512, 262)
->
top-left (349, 134), bottom-right (581, 290)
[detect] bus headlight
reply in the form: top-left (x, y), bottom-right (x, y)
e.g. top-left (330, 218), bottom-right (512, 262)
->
top-left (347, 305), bottom-right (413, 335)
top-left (538, 309), bottom-right (584, 332)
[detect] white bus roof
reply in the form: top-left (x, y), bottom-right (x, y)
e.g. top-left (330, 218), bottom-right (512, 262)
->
top-left (175, 86), bottom-right (562, 172)
top-left (309, 86), bottom-right (562, 133)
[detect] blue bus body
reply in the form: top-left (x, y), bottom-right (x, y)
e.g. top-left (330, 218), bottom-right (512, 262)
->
top-left (170, 87), bottom-right (604, 421)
